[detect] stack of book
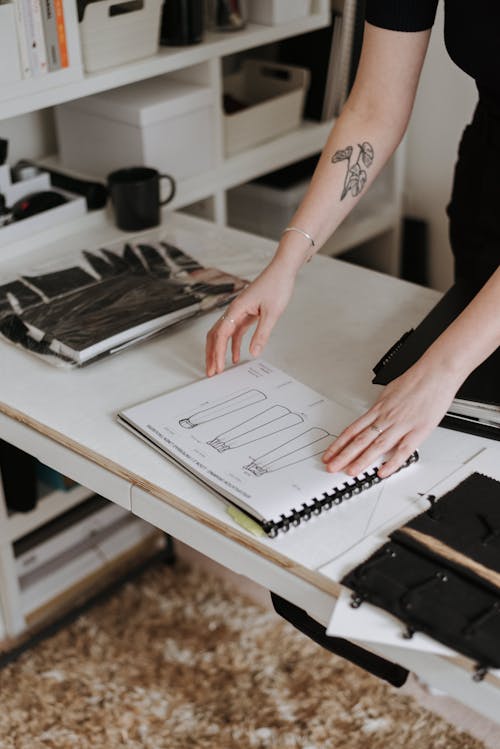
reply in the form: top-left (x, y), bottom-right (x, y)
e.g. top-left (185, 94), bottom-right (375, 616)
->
top-left (0, 238), bottom-right (245, 367)
top-left (12, 0), bottom-right (69, 78)
top-left (15, 493), bottom-right (160, 615)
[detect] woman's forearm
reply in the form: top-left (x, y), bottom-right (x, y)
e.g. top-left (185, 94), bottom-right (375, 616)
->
top-left (272, 24), bottom-right (432, 276)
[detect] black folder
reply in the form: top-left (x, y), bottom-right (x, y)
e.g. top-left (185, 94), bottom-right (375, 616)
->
top-left (372, 281), bottom-right (500, 440)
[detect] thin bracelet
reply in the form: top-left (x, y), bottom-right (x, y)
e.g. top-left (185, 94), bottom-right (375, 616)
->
top-left (282, 226), bottom-right (316, 248)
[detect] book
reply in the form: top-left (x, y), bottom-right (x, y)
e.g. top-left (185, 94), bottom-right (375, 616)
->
top-left (53, 0), bottom-right (68, 68)
top-left (14, 495), bottom-right (127, 576)
top-left (12, 0), bottom-right (33, 78)
top-left (22, 0), bottom-right (49, 76)
top-left (372, 281), bottom-right (500, 439)
top-left (0, 239), bottom-right (246, 367)
top-left (117, 360), bottom-right (418, 537)
top-left (40, 0), bottom-right (61, 71)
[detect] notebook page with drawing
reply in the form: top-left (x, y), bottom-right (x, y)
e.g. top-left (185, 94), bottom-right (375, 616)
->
top-left (118, 360), bottom-right (418, 537)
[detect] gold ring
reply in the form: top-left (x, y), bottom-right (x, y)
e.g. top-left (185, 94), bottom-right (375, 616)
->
top-left (370, 424), bottom-right (384, 435)
top-left (221, 314), bottom-right (235, 324)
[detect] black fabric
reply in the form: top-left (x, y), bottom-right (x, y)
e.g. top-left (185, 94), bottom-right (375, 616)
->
top-left (270, 592), bottom-right (409, 688)
top-left (0, 441), bottom-right (38, 512)
top-left (366, 2), bottom-right (500, 100)
top-left (447, 99), bottom-right (500, 285)
top-left (342, 538), bottom-right (500, 670)
top-left (401, 473), bottom-right (500, 582)
top-left (365, 0), bottom-right (438, 32)
top-left (372, 280), bottom-right (500, 412)
top-left (342, 473), bottom-right (500, 670)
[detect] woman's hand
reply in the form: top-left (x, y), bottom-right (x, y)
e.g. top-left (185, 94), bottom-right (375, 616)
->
top-left (205, 260), bottom-right (296, 376)
top-left (322, 360), bottom-right (464, 478)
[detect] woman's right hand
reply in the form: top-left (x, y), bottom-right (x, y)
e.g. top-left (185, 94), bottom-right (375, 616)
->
top-left (205, 260), bottom-right (296, 376)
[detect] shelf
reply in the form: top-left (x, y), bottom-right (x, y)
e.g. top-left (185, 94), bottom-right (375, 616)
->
top-left (1, 11), bottom-right (329, 120)
top-left (5, 484), bottom-right (95, 544)
top-left (39, 118), bottom-right (334, 217)
top-left (221, 119), bottom-right (334, 190)
top-left (320, 188), bottom-right (400, 257)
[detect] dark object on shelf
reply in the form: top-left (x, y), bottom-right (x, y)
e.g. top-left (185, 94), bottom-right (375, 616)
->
top-left (0, 440), bottom-right (38, 513)
top-left (222, 93), bottom-right (248, 114)
top-left (276, 13), bottom-right (336, 121)
top-left (160, 0), bottom-right (204, 45)
top-left (400, 216), bottom-right (429, 285)
top-left (11, 160), bottom-right (42, 183)
top-left (11, 191), bottom-right (68, 222)
top-left (214, 0), bottom-right (245, 31)
top-left (0, 193), bottom-right (11, 227)
top-left (348, 0), bottom-right (366, 93)
top-left (254, 154), bottom-right (319, 189)
top-left (32, 162), bottom-right (108, 210)
top-left (342, 473), bottom-right (500, 675)
top-left (271, 593), bottom-right (409, 687)
top-left (0, 138), bottom-right (8, 166)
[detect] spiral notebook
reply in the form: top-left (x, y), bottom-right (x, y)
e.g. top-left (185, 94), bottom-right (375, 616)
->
top-left (118, 360), bottom-right (418, 537)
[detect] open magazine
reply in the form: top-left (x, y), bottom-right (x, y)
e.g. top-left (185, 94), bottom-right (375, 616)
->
top-left (0, 238), bottom-right (246, 367)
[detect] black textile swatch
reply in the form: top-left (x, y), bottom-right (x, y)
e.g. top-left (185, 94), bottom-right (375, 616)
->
top-left (342, 538), bottom-right (500, 669)
top-left (0, 280), bottom-right (43, 309)
top-left (22, 267), bottom-right (96, 298)
top-left (401, 473), bottom-right (500, 580)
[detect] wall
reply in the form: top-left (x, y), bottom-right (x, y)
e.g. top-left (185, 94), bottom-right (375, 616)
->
top-left (403, 4), bottom-right (477, 290)
top-left (0, 109), bottom-right (56, 165)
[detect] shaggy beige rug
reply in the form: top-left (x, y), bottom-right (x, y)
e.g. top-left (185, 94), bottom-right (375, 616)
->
top-left (0, 562), bottom-right (485, 749)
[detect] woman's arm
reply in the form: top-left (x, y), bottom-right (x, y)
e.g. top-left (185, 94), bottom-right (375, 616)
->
top-left (206, 23), bottom-right (432, 375)
top-left (323, 268), bottom-right (500, 477)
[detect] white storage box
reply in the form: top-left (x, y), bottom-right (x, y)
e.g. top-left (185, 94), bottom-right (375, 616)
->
top-left (78, 0), bottom-right (163, 73)
top-left (227, 178), bottom-right (309, 239)
top-left (0, 167), bottom-right (87, 247)
top-left (223, 60), bottom-right (309, 156)
top-left (55, 76), bottom-right (215, 181)
top-left (247, 0), bottom-right (312, 25)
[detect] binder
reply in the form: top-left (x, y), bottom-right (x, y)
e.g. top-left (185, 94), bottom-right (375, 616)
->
top-left (372, 281), bottom-right (500, 439)
top-left (118, 359), bottom-right (418, 538)
top-left (341, 473), bottom-right (500, 677)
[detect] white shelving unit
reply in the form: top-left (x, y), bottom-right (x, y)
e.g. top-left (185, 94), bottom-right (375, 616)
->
top-left (0, 0), bottom-right (405, 639)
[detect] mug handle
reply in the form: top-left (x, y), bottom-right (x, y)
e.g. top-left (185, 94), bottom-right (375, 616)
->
top-left (159, 174), bottom-right (176, 206)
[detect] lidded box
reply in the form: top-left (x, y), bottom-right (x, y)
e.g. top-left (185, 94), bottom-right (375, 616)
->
top-left (55, 76), bottom-right (215, 181)
top-left (246, 0), bottom-right (312, 25)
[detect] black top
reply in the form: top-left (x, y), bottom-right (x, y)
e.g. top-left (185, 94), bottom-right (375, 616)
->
top-left (365, 1), bottom-right (500, 101)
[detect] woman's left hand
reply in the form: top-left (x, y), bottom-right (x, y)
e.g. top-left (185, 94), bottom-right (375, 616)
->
top-left (322, 360), bottom-right (463, 478)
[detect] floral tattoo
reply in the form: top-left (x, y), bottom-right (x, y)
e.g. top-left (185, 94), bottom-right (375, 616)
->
top-left (331, 141), bottom-right (374, 200)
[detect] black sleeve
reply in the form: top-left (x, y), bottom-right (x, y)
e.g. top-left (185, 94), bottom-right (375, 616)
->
top-left (365, 0), bottom-right (439, 32)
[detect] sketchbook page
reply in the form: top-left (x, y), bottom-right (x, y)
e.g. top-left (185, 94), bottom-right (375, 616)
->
top-left (119, 359), bottom-right (376, 523)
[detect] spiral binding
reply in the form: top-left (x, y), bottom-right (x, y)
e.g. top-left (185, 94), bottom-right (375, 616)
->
top-left (262, 450), bottom-right (419, 538)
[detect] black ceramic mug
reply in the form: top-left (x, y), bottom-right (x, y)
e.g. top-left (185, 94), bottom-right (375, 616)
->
top-left (107, 166), bottom-right (176, 231)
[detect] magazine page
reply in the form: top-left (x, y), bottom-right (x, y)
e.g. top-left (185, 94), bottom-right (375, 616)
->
top-left (0, 236), bottom-right (245, 367)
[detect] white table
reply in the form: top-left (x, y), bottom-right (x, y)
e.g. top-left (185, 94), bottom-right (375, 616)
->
top-left (1, 212), bottom-right (499, 719)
